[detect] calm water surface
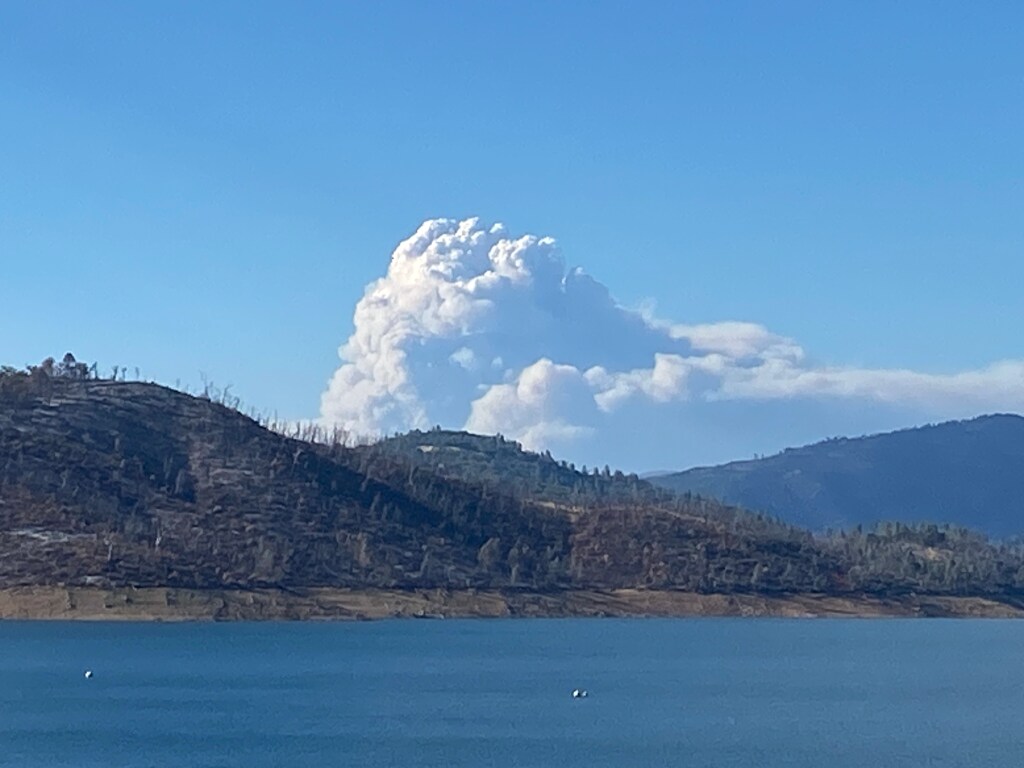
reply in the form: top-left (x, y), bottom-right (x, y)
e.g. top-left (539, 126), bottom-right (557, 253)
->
top-left (1, 618), bottom-right (1022, 767)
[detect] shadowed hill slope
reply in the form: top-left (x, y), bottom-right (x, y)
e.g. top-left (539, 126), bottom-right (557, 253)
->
top-left (0, 375), bottom-right (822, 594)
top-left (0, 377), bottom-right (575, 591)
top-left (3, 370), bottom-right (1024, 607)
top-left (651, 415), bottom-right (1024, 537)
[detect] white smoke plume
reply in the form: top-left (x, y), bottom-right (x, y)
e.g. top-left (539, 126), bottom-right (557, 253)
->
top-left (321, 218), bottom-right (1024, 466)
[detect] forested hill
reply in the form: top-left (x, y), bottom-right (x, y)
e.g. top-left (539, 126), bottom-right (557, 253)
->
top-left (4, 362), bottom-right (1024, 608)
top-left (651, 415), bottom-right (1024, 537)
top-left (362, 429), bottom-right (671, 506)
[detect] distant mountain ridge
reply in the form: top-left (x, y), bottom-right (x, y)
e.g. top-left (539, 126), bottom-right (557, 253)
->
top-left (650, 414), bottom-right (1024, 537)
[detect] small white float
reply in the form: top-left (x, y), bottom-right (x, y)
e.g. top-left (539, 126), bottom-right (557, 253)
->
top-left (84, 670), bottom-right (93, 679)
top-left (571, 688), bottom-right (588, 699)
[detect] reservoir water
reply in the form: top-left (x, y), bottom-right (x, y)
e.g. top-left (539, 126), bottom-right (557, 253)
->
top-left (1, 618), bottom-right (1022, 767)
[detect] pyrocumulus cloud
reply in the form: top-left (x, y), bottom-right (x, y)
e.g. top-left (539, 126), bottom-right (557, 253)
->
top-left (321, 218), bottom-right (1024, 457)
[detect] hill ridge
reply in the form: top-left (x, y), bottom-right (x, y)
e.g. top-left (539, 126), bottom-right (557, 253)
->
top-left (5, 367), bottom-right (1024, 619)
top-left (652, 414), bottom-right (1024, 536)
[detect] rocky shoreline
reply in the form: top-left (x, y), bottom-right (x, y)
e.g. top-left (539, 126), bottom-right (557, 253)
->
top-left (2, 586), bottom-right (1022, 621)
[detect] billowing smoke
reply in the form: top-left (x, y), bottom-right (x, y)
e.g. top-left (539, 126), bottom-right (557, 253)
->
top-left (321, 218), bottom-right (1024, 468)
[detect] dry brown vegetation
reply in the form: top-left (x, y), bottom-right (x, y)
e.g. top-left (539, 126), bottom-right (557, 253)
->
top-left (3, 359), bottom-right (1024, 619)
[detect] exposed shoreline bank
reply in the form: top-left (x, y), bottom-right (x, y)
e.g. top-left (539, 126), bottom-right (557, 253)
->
top-left (2, 586), bottom-right (1023, 621)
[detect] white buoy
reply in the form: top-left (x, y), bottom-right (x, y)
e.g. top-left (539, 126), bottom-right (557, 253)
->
top-left (571, 688), bottom-right (588, 699)
top-left (84, 670), bottom-right (93, 679)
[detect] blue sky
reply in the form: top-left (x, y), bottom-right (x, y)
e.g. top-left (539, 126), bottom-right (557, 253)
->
top-left (2, 2), bottom-right (1023, 470)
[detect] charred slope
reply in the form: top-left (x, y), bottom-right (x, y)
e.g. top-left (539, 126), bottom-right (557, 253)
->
top-left (0, 378), bottom-right (575, 590)
top-left (3, 373), bottom-right (1024, 601)
top-left (0, 376), bottom-right (832, 595)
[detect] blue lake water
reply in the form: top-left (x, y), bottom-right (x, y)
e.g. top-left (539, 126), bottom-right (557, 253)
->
top-left (1, 618), bottom-right (1023, 767)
